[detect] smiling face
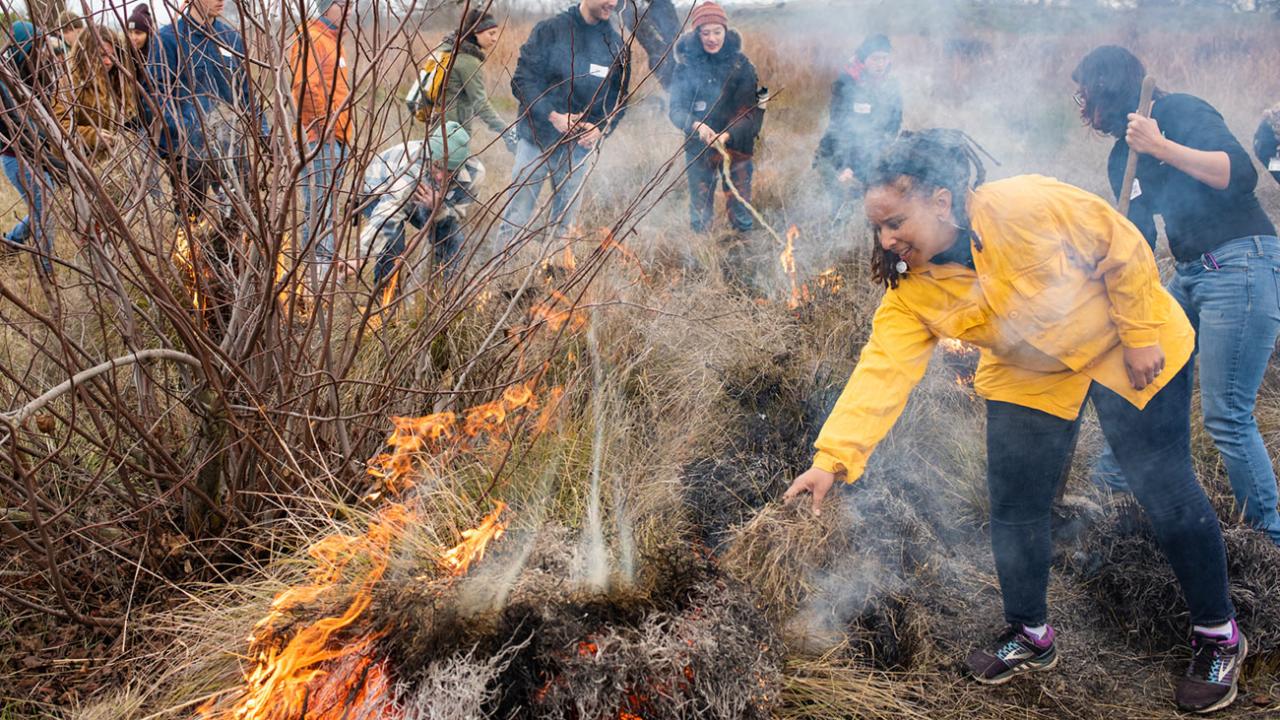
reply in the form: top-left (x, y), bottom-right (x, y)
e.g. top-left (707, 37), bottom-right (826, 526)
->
top-left (864, 179), bottom-right (959, 269)
top-left (579, 0), bottom-right (617, 24)
top-left (698, 23), bottom-right (725, 54)
top-left (128, 29), bottom-right (148, 51)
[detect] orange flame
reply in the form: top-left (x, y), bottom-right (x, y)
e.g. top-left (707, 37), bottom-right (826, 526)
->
top-left (366, 384), bottom-right (542, 495)
top-left (939, 338), bottom-right (976, 355)
top-left (439, 501), bottom-right (508, 576)
top-left (203, 504), bottom-right (411, 720)
top-left (781, 226), bottom-right (811, 310)
top-left (815, 267), bottom-right (844, 295)
top-left (530, 290), bottom-right (587, 332)
top-left (174, 219), bottom-right (211, 313)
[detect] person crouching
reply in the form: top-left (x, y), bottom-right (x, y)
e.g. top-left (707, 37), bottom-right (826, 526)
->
top-left (354, 121), bottom-right (484, 285)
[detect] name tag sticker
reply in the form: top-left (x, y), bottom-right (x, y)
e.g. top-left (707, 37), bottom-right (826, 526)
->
top-left (338, 57), bottom-right (347, 68)
top-left (588, 63), bottom-right (609, 78)
top-left (1269, 156), bottom-right (1280, 172)
top-left (853, 102), bottom-right (872, 114)
top-left (693, 101), bottom-right (707, 112)
top-left (219, 46), bottom-right (234, 58)
top-left (1130, 178), bottom-right (1142, 200)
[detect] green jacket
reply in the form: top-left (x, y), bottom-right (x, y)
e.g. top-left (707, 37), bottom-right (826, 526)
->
top-left (441, 36), bottom-right (506, 135)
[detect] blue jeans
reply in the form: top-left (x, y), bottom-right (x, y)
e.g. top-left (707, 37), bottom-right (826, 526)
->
top-left (300, 141), bottom-right (347, 267)
top-left (497, 137), bottom-right (594, 252)
top-left (2, 153), bottom-right (53, 272)
top-left (1094, 235), bottom-right (1280, 546)
top-left (363, 203), bottom-right (464, 285)
top-left (989, 363), bottom-right (1234, 627)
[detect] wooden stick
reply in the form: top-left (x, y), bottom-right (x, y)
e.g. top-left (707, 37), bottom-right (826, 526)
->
top-left (1118, 76), bottom-right (1157, 216)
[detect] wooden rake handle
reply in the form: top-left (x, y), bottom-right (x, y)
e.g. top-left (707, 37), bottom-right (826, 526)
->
top-left (1118, 76), bottom-right (1157, 217)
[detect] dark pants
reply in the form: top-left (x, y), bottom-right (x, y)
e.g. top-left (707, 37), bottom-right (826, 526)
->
top-left (371, 207), bottom-right (463, 285)
top-left (986, 362), bottom-right (1234, 627)
top-left (685, 148), bottom-right (753, 233)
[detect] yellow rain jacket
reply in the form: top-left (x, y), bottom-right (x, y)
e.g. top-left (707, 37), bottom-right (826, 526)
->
top-left (812, 174), bottom-right (1195, 481)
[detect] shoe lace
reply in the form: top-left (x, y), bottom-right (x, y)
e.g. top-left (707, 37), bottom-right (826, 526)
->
top-left (1188, 637), bottom-right (1224, 680)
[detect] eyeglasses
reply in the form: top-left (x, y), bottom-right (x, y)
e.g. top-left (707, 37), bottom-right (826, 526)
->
top-left (1072, 91), bottom-right (1086, 108)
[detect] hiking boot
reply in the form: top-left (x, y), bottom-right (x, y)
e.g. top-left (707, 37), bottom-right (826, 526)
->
top-left (967, 624), bottom-right (1058, 685)
top-left (1176, 622), bottom-right (1247, 714)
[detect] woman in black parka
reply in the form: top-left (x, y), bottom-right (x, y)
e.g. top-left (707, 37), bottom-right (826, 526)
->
top-left (814, 33), bottom-right (902, 218)
top-left (667, 1), bottom-right (763, 233)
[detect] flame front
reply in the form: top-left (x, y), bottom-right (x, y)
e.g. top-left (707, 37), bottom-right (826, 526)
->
top-left (439, 501), bottom-right (509, 576)
top-left (204, 504), bottom-right (411, 720)
top-left (174, 219), bottom-right (211, 313)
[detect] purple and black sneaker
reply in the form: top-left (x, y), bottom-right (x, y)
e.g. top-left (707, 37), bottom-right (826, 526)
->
top-left (966, 624), bottom-right (1058, 685)
top-left (1176, 620), bottom-right (1247, 714)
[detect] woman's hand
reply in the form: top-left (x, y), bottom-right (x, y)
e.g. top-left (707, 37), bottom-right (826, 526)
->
top-left (692, 122), bottom-right (717, 145)
top-left (1123, 344), bottom-right (1166, 390)
top-left (782, 466), bottom-right (838, 516)
top-left (836, 168), bottom-right (855, 184)
top-left (412, 182), bottom-right (440, 208)
top-left (1126, 114), bottom-right (1169, 159)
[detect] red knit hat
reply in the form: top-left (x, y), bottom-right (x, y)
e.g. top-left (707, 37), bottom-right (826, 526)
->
top-left (690, 1), bottom-right (728, 30)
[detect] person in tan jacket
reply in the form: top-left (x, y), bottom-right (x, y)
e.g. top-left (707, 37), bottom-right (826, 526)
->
top-left (60, 29), bottom-right (141, 161)
top-left (783, 129), bottom-right (1242, 714)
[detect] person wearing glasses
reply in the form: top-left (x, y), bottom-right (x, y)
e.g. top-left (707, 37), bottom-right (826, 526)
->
top-left (1072, 46), bottom-right (1280, 550)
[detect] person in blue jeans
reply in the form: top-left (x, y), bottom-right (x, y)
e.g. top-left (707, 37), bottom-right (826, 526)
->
top-left (498, 0), bottom-right (630, 254)
top-left (0, 21), bottom-right (60, 274)
top-left (1073, 46), bottom-right (1280, 547)
top-left (354, 122), bottom-right (483, 285)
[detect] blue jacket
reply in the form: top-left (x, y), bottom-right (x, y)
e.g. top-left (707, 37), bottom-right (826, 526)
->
top-left (148, 14), bottom-right (266, 158)
top-left (510, 7), bottom-right (630, 149)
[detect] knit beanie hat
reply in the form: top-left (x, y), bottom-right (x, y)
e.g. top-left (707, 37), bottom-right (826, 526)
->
top-left (690, 1), bottom-right (728, 31)
top-left (9, 20), bottom-right (35, 59)
top-left (127, 3), bottom-right (154, 34)
top-left (427, 120), bottom-right (471, 170)
top-left (463, 9), bottom-right (498, 36)
top-left (856, 33), bottom-right (892, 61)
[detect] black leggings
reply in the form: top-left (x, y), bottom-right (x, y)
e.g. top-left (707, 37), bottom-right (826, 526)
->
top-left (985, 362), bottom-right (1234, 627)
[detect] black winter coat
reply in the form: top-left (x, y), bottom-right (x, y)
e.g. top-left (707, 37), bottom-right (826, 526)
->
top-left (510, 7), bottom-right (631, 149)
top-left (667, 29), bottom-right (762, 156)
top-left (815, 67), bottom-right (901, 172)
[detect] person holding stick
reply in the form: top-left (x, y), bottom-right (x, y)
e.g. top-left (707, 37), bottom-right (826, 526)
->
top-left (1073, 46), bottom-right (1280, 549)
top-left (783, 129), bottom-right (1244, 714)
top-left (667, 0), bottom-right (763, 234)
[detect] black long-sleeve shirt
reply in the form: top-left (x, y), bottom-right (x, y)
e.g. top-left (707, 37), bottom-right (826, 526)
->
top-left (1108, 93), bottom-right (1274, 262)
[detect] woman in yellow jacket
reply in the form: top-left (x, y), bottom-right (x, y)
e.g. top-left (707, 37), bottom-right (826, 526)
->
top-left (784, 130), bottom-right (1241, 714)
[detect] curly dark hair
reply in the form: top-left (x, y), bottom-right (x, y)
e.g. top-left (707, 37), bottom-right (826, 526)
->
top-left (865, 129), bottom-right (990, 288)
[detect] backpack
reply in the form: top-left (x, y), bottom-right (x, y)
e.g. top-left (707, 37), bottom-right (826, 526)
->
top-left (404, 50), bottom-right (452, 122)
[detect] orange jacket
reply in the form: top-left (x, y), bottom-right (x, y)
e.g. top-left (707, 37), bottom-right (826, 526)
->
top-left (290, 18), bottom-right (350, 145)
top-left (812, 175), bottom-right (1195, 481)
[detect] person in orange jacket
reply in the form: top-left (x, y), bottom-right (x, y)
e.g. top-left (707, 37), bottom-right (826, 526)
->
top-left (292, 0), bottom-right (353, 282)
top-left (783, 129), bottom-right (1243, 714)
